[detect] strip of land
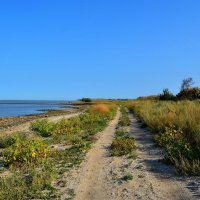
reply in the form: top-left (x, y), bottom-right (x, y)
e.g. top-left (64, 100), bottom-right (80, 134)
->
top-left (0, 107), bottom-right (84, 136)
top-left (4, 111), bottom-right (83, 135)
top-left (0, 106), bottom-right (84, 132)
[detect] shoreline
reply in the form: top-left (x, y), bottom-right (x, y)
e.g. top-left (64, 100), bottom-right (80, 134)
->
top-left (0, 105), bottom-right (84, 132)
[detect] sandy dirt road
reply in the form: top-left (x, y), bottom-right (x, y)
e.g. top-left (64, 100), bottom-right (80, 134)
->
top-left (74, 110), bottom-right (121, 200)
top-left (60, 111), bottom-right (200, 200)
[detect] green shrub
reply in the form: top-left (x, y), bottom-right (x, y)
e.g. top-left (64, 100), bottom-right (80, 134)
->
top-left (155, 126), bottom-right (194, 159)
top-left (111, 137), bottom-right (136, 156)
top-left (154, 126), bottom-right (200, 175)
top-left (159, 88), bottom-right (175, 101)
top-left (122, 172), bottom-right (133, 181)
top-left (0, 135), bottom-right (17, 148)
top-left (115, 130), bottom-right (126, 137)
top-left (31, 119), bottom-right (55, 137)
top-left (2, 138), bottom-right (50, 166)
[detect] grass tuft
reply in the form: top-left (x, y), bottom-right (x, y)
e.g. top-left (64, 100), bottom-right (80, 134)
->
top-left (122, 172), bottom-right (133, 181)
top-left (111, 137), bottom-right (136, 156)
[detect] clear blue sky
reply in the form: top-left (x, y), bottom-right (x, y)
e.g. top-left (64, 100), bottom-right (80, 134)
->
top-left (0, 0), bottom-right (200, 100)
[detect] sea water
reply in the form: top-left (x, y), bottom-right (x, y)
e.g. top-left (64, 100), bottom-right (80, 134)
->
top-left (0, 100), bottom-right (69, 117)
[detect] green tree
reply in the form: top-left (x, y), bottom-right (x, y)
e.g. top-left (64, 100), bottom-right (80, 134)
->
top-left (160, 88), bottom-right (175, 101)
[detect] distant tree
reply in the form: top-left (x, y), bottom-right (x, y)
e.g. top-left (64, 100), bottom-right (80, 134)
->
top-left (180, 77), bottom-right (194, 91)
top-left (137, 95), bottom-right (159, 100)
top-left (159, 88), bottom-right (175, 101)
top-left (80, 98), bottom-right (92, 102)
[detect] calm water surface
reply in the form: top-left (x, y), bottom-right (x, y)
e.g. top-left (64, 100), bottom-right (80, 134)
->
top-left (0, 100), bottom-right (70, 117)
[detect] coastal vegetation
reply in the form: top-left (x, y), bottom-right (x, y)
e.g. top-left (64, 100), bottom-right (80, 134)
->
top-left (0, 104), bottom-right (117, 199)
top-left (0, 108), bottom-right (78, 132)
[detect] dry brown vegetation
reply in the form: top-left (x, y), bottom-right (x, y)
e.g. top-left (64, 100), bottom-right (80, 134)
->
top-left (91, 104), bottom-right (110, 114)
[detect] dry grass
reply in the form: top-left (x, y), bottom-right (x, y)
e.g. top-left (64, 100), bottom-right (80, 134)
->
top-left (91, 104), bottom-right (110, 114)
top-left (127, 100), bottom-right (200, 175)
top-left (127, 100), bottom-right (200, 145)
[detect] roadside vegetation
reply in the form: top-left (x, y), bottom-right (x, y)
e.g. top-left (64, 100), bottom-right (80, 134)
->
top-left (120, 78), bottom-right (200, 175)
top-left (127, 100), bottom-right (200, 175)
top-left (111, 106), bottom-right (136, 158)
top-left (0, 104), bottom-right (117, 199)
